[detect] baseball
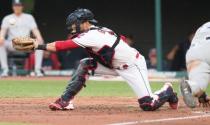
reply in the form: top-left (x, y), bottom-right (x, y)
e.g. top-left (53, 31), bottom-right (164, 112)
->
top-left (9, 18), bottom-right (16, 25)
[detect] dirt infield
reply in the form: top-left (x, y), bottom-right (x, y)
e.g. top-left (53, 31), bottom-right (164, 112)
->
top-left (0, 97), bottom-right (210, 125)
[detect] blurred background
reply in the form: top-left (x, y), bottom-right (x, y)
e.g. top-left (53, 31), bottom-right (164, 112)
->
top-left (0, 0), bottom-right (210, 76)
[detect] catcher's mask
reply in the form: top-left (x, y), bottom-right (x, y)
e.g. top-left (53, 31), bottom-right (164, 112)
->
top-left (66, 8), bottom-right (98, 34)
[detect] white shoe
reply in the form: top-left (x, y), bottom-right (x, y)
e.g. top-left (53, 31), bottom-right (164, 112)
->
top-left (35, 70), bottom-right (44, 77)
top-left (30, 71), bottom-right (36, 77)
top-left (49, 98), bottom-right (75, 110)
top-left (65, 101), bottom-right (75, 110)
top-left (0, 70), bottom-right (9, 77)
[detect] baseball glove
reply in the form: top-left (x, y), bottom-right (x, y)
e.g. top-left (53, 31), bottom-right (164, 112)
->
top-left (198, 92), bottom-right (210, 107)
top-left (12, 37), bottom-right (36, 52)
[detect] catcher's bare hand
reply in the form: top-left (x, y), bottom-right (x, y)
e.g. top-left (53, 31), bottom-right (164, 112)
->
top-left (12, 37), bottom-right (37, 52)
top-left (198, 92), bottom-right (210, 107)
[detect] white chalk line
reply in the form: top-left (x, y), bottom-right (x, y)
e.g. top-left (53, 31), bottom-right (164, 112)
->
top-left (192, 111), bottom-right (210, 114)
top-left (108, 121), bottom-right (138, 125)
top-left (107, 113), bottom-right (210, 125)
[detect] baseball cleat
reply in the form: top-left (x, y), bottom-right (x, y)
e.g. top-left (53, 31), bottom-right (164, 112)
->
top-left (180, 79), bottom-right (196, 108)
top-left (163, 83), bottom-right (179, 109)
top-left (168, 92), bottom-right (179, 109)
top-left (155, 82), bottom-right (179, 109)
top-left (0, 70), bottom-right (9, 77)
top-left (35, 70), bottom-right (44, 77)
top-left (49, 98), bottom-right (74, 110)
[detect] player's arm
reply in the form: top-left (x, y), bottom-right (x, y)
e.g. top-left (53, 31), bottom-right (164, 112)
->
top-left (35, 39), bottom-right (80, 52)
top-left (30, 15), bottom-right (44, 44)
top-left (12, 32), bottom-right (86, 52)
top-left (166, 45), bottom-right (179, 60)
top-left (32, 28), bottom-right (44, 44)
top-left (0, 17), bottom-right (8, 45)
top-left (0, 28), bottom-right (7, 45)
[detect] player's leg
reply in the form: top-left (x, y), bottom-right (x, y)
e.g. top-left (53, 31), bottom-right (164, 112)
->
top-left (34, 50), bottom-right (44, 77)
top-left (180, 44), bottom-right (210, 108)
top-left (49, 58), bottom-right (98, 110)
top-left (180, 60), bottom-right (210, 108)
top-left (94, 63), bottom-right (118, 76)
top-left (0, 41), bottom-right (10, 77)
top-left (49, 58), bottom-right (117, 110)
top-left (116, 55), bottom-right (178, 111)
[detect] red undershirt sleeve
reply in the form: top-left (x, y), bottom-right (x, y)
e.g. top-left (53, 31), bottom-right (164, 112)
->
top-left (55, 39), bottom-right (80, 51)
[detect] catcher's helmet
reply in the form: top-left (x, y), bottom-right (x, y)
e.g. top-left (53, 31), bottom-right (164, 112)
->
top-left (66, 8), bottom-right (97, 34)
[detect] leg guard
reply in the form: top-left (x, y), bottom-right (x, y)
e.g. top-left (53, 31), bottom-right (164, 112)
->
top-left (138, 83), bottom-right (175, 111)
top-left (61, 58), bottom-right (97, 102)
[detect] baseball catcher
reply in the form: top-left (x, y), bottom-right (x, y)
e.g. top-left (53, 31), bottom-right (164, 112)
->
top-left (12, 8), bottom-right (178, 111)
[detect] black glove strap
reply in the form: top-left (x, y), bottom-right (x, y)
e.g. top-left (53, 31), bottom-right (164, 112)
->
top-left (198, 92), bottom-right (208, 103)
top-left (36, 44), bottom-right (47, 50)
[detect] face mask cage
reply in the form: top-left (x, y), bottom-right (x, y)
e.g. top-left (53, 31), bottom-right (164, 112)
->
top-left (68, 20), bottom-right (91, 35)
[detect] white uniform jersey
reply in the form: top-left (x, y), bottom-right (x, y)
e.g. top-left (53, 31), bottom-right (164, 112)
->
top-left (1, 13), bottom-right (37, 41)
top-left (72, 26), bottom-right (139, 68)
top-left (191, 22), bottom-right (210, 48)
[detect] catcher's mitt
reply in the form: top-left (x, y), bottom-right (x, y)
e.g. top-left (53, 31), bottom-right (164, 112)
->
top-left (12, 37), bottom-right (36, 52)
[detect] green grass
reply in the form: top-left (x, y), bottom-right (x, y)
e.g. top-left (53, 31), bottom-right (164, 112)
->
top-left (0, 79), bottom-right (209, 98)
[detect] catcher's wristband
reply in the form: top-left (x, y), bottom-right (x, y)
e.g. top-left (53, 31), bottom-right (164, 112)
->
top-left (36, 44), bottom-right (47, 50)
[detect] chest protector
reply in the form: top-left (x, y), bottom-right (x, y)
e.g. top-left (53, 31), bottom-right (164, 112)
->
top-left (85, 27), bottom-right (120, 69)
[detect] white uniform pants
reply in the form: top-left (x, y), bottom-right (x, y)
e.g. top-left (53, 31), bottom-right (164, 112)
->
top-left (186, 39), bottom-right (210, 96)
top-left (0, 41), bottom-right (43, 71)
top-left (95, 55), bottom-right (153, 98)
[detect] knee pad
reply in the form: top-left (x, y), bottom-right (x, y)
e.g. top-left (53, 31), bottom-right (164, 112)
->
top-left (80, 58), bottom-right (97, 70)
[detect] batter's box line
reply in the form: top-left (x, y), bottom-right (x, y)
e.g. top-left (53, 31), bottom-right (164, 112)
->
top-left (107, 113), bottom-right (210, 125)
top-left (192, 110), bottom-right (210, 114)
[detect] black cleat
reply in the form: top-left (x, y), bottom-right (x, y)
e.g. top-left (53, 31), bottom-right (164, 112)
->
top-left (168, 92), bottom-right (179, 109)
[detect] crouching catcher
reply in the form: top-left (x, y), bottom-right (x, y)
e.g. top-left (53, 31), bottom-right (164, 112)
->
top-left (12, 8), bottom-right (178, 111)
